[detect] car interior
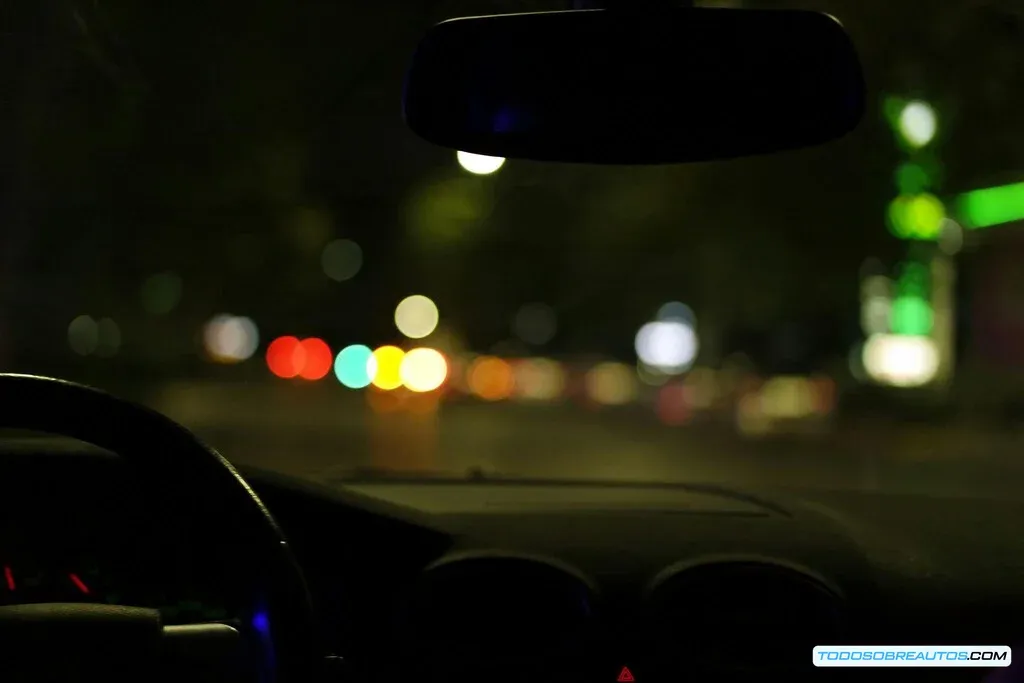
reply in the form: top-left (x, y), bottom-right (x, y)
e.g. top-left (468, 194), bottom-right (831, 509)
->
top-left (2, 2), bottom-right (1023, 683)
top-left (4, 378), bottom-right (1024, 683)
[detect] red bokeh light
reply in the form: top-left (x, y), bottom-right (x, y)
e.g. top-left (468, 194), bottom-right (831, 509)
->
top-left (267, 336), bottom-right (303, 378)
top-left (298, 338), bottom-right (332, 380)
top-left (656, 382), bottom-right (691, 426)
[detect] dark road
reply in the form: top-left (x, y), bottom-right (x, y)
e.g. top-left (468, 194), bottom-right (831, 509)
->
top-left (148, 381), bottom-right (1024, 501)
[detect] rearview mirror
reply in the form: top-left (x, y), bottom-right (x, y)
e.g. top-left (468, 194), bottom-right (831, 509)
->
top-left (403, 9), bottom-right (865, 164)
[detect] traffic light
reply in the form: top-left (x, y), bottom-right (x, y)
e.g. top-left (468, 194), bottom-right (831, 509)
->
top-left (884, 97), bottom-right (944, 243)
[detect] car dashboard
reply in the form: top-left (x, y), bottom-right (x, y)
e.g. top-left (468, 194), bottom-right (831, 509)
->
top-left (2, 440), bottom-right (1024, 683)
top-left (0, 441), bottom-right (243, 625)
top-left (261, 471), bottom-right (1024, 683)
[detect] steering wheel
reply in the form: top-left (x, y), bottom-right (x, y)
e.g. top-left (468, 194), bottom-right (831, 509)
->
top-left (0, 374), bottom-right (319, 682)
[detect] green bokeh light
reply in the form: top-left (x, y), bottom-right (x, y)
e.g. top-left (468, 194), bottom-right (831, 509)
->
top-left (887, 194), bottom-right (945, 240)
top-left (890, 295), bottom-right (933, 336)
top-left (956, 182), bottom-right (1024, 229)
top-left (883, 96), bottom-right (905, 128)
top-left (140, 272), bottom-right (182, 315)
top-left (897, 261), bottom-right (929, 295)
top-left (895, 163), bottom-right (931, 194)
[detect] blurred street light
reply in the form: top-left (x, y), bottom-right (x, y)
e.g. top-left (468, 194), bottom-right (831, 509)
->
top-left (140, 272), bottom-right (183, 315)
top-left (467, 356), bottom-right (515, 400)
top-left (512, 303), bottom-right (557, 345)
top-left (897, 100), bottom-right (937, 149)
top-left (887, 193), bottom-right (946, 240)
top-left (297, 338), bottom-right (332, 380)
top-left (395, 295), bottom-right (439, 339)
top-left (456, 150), bottom-right (505, 175)
top-left (68, 315), bottom-right (99, 356)
top-left (334, 344), bottom-right (375, 389)
top-left (95, 318), bottom-right (121, 358)
top-left (956, 181), bottom-right (1024, 229)
top-left (267, 336), bottom-right (303, 378)
top-left (399, 348), bottom-right (448, 392)
top-left (863, 334), bottom-right (939, 387)
top-left (513, 359), bottom-right (566, 401)
top-left (635, 320), bottom-right (698, 374)
top-left (586, 362), bottom-right (637, 405)
top-left (321, 239), bottom-right (362, 282)
top-left (657, 301), bottom-right (696, 325)
top-left (266, 336), bottom-right (332, 380)
top-left (370, 346), bottom-right (405, 390)
top-left (203, 314), bottom-right (259, 363)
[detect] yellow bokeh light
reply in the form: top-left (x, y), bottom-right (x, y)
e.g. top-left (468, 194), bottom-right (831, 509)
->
top-left (400, 348), bottom-right (448, 393)
top-left (513, 358), bottom-right (566, 401)
top-left (394, 295), bottom-right (440, 339)
top-left (585, 362), bottom-right (637, 405)
top-left (370, 346), bottom-right (406, 390)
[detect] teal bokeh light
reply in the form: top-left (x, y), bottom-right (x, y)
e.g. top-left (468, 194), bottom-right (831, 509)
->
top-left (334, 344), bottom-right (374, 388)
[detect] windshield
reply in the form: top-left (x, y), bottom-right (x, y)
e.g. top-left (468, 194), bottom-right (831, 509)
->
top-left (3, 0), bottom-right (1023, 497)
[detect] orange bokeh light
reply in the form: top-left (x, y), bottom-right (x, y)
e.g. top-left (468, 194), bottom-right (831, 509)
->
top-left (467, 356), bottom-right (515, 401)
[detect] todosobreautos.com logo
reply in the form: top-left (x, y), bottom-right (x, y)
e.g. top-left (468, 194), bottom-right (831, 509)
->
top-left (813, 646), bottom-right (1011, 667)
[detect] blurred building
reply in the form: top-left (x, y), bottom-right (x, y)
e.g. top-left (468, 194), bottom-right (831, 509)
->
top-left (957, 225), bottom-right (1024, 417)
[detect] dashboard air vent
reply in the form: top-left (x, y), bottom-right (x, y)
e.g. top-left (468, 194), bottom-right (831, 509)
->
top-left (395, 555), bottom-right (595, 683)
top-left (645, 561), bottom-right (844, 677)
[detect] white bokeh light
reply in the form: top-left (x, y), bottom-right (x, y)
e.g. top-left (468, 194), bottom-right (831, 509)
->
top-left (68, 315), bottom-right (99, 356)
top-left (898, 101), bottom-right (937, 148)
top-left (512, 303), bottom-right (557, 345)
top-left (657, 301), bottom-right (695, 325)
top-left (862, 334), bottom-right (938, 387)
top-left (399, 347), bottom-right (448, 393)
top-left (456, 151), bottom-right (505, 175)
top-left (204, 314), bottom-right (259, 362)
top-left (95, 318), bottom-right (121, 358)
top-left (321, 239), bottom-right (363, 282)
top-left (635, 321), bottom-right (698, 373)
top-left (394, 295), bottom-right (440, 339)
top-left (860, 296), bottom-right (891, 335)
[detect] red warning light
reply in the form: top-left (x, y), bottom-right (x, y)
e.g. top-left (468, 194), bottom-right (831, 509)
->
top-left (617, 667), bottom-right (635, 682)
top-left (68, 572), bottom-right (91, 595)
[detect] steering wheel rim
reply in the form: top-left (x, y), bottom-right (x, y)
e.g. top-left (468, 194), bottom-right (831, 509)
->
top-left (0, 373), bottom-right (319, 682)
